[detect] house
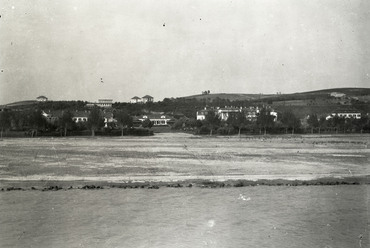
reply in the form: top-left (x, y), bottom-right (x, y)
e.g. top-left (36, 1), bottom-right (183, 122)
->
top-left (196, 109), bottom-right (211, 120)
top-left (270, 110), bottom-right (278, 121)
top-left (217, 107), bottom-right (241, 121)
top-left (36, 96), bottom-right (48, 102)
top-left (41, 110), bottom-right (63, 124)
top-left (102, 111), bottom-right (116, 128)
top-left (330, 92), bottom-right (346, 98)
top-left (86, 99), bottom-right (113, 108)
top-left (326, 110), bottom-right (361, 120)
top-left (130, 96), bottom-right (142, 103)
top-left (97, 99), bottom-right (113, 108)
top-left (142, 95), bottom-right (154, 103)
top-left (243, 107), bottom-right (259, 122)
top-left (139, 114), bottom-right (174, 126)
top-left (72, 111), bottom-right (89, 123)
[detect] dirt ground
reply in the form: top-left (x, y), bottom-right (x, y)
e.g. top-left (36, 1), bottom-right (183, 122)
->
top-left (0, 133), bottom-right (369, 187)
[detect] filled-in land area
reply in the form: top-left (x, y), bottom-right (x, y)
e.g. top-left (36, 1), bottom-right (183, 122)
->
top-left (0, 133), bottom-right (369, 189)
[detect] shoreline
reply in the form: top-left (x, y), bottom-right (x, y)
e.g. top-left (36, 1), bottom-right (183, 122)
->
top-left (1, 176), bottom-right (369, 191)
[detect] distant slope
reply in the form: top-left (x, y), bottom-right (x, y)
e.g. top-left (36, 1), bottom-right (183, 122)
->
top-left (5, 100), bottom-right (38, 108)
top-left (181, 88), bottom-right (370, 102)
top-left (180, 93), bottom-right (274, 101)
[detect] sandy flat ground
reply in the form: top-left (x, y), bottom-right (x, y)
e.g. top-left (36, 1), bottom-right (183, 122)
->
top-left (0, 133), bottom-right (369, 186)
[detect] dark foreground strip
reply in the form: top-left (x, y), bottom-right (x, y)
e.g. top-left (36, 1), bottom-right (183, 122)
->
top-left (0, 177), bottom-right (369, 191)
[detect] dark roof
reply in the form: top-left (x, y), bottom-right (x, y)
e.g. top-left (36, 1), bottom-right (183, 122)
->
top-left (141, 114), bottom-right (173, 120)
top-left (102, 112), bottom-right (114, 118)
top-left (142, 95), bottom-right (153, 99)
top-left (72, 111), bottom-right (90, 118)
top-left (37, 96), bottom-right (48, 99)
top-left (131, 96), bottom-right (141, 99)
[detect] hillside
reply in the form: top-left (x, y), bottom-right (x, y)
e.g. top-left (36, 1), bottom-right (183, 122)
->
top-left (180, 88), bottom-right (370, 118)
top-left (181, 88), bottom-right (370, 102)
top-left (181, 93), bottom-right (274, 101)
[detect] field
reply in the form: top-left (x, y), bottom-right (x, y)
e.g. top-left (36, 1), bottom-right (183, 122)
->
top-left (1, 133), bottom-right (369, 248)
top-left (0, 133), bottom-right (369, 188)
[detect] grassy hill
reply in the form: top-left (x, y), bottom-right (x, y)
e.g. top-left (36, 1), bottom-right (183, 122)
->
top-left (182, 88), bottom-right (370, 102)
top-left (181, 93), bottom-right (275, 101)
top-left (181, 88), bottom-right (370, 118)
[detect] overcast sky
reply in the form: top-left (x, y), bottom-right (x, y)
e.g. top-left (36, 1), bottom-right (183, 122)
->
top-left (0, 0), bottom-right (369, 104)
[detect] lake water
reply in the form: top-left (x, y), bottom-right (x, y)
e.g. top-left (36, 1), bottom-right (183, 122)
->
top-left (0, 186), bottom-right (368, 248)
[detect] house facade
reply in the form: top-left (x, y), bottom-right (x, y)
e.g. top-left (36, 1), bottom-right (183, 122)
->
top-left (142, 95), bottom-right (154, 103)
top-left (139, 114), bottom-right (173, 126)
top-left (196, 109), bottom-right (210, 120)
top-left (217, 107), bottom-right (241, 121)
top-left (130, 95), bottom-right (154, 103)
top-left (72, 111), bottom-right (89, 123)
top-left (86, 99), bottom-right (113, 108)
top-left (326, 111), bottom-right (361, 120)
top-left (130, 96), bottom-right (142, 103)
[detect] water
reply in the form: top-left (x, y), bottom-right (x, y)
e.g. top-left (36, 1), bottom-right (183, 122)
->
top-left (0, 186), bottom-right (368, 248)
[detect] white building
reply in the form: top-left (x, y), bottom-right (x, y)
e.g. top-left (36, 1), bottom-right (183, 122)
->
top-left (217, 107), bottom-right (240, 121)
top-left (130, 96), bottom-right (142, 103)
top-left (326, 111), bottom-right (361, 120)
top-left (142, 95), bottom-right (154, 103)
top-left (139, 114), bottom-right (173, 126)
top-left (36, 96), bottom-right (48, 102)
top-left (330, 92), bottom-right (346, 98)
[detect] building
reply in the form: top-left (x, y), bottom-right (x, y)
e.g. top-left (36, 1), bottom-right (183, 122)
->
top-left (217, 107), bottom-right (241, 121)
top-left (86, 99), bottom-right (113, 108)
top-left (97, 99), bottom-right (113, 108)
top-left (326, 111), bottom-right (361, 120)
top-left (196, 109), bottom-right (211, 120)
top-left (243, 107), bottom-right (259, 122)
top-left (41, 110), bottom-right (63, 124)
top-left (130, 96), bottom-right (142, 103)
top-left (139, 114), bottom-right (174, 126)
top-left (36, 96), bottom-right (48, 102)
top-left (72, 111), bottom-right (89, 123)
top-left (142, 95), bottom-right (154, 103)
top-left (330, 92), bottom-right (346, 98)
top-left (102, 111), bottom-right (116, 128)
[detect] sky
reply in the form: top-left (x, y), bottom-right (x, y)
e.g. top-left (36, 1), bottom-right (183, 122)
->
top-left (0, 0), bottom-right (369, 104)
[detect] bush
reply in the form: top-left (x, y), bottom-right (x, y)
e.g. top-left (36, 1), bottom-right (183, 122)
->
top-left (217, 127), bottom-right (235, 135)
top-left (198, 126), bottom-right (210, 135)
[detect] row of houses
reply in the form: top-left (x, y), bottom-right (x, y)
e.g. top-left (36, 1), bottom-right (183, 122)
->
top-left (196, 106), bottom-right (363, 123)
top-left (130, 95), bottom-right (154, 104)
top-left (196, 106), bottom-right (278, 122)
top-left (41, 110), bottom-right (175, 128)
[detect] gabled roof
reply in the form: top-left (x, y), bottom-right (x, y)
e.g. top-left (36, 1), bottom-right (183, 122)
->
top-left (140, 114), bottom-right (173, 120)
top-left (142, 95), bottom-right (153, 98)
top-left (37, 96), bottom-right (48, 99)
top-left (102, 112), bottom-right (114, 118)
top-left (131, 96), bottom-right (141, 99)
top-left (72, 111), bottom-right (90, 118)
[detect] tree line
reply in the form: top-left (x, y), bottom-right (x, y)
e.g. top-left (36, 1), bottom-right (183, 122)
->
top-left (171, 108), bottom-right (370, 135)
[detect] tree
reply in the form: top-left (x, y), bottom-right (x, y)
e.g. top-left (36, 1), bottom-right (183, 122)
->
top-left (87, 107), bottom-right (104, 137)
top-left (204, 110), bottom-right (221, 136)
top-left (142, 118), bottom-right (153, 128)
top-left (59, 111), bottom-right (74, 137)
top-left (0, 111), bottom-right (11, 138)
top-left (331, 116), bottom-right (345, 134)
top-left (29, 109), bottom-right (46, 137)
top-left (256, 108), bottom-right (275, 135)
top-left (280, 110), bottom-right (301, 134)
top-left (227, 112), bottom-right (247, 136)
top-left (115, 110), bottom-right (133, 136)
top-left (307, 114), bottom-right (319, 133)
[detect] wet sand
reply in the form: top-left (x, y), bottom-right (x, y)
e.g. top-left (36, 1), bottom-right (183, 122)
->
top-left (0, 133), bottom-right (369, 188)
